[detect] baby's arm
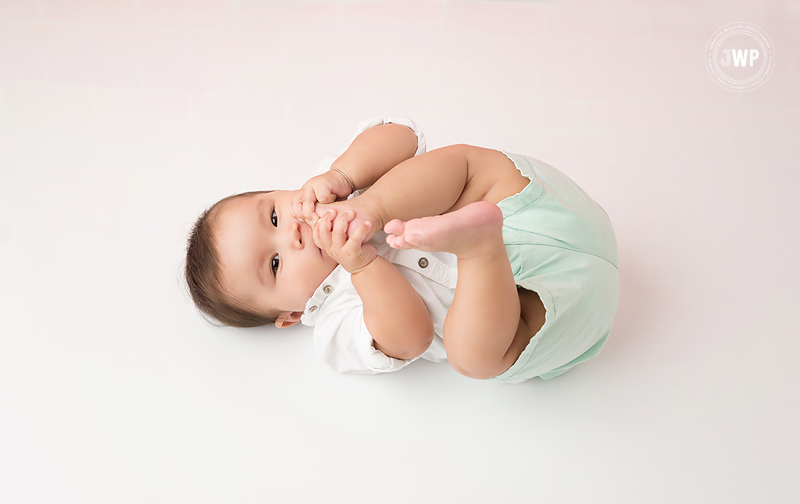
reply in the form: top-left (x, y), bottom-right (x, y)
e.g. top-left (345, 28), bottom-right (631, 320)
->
top-left (313, 209), bottom-right (434, 361)
top-left (317, 144), bottom-right (478, 241)
top-left (335, 123), bottom-right (419, 189)
top-left (291, 123), bottom-right (418, 223)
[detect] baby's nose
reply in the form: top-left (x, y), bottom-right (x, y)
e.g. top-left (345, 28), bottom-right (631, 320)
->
top-left (292, 220), bottom-right (304, 249)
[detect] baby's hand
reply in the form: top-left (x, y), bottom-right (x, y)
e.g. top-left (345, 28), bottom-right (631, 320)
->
top-left (315, 195), bottom-right (382, 244)
top-left (312, 209), bottom-right (377, 275)
top-left (290, 169), bottom-right (354, 224)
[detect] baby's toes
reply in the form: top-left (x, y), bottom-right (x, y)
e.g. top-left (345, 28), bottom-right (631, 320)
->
top-left (386, 234), bottom-right (410, 249)
top-left (384, 218), bottom-right (406, 235)
top-left (401, 233), bottom-right (425, 247)
top-left (402, 218), bottom-right (430, 236)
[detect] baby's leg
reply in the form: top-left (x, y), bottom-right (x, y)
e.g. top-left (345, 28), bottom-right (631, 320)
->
top-left (385, 201), bottom-right (536, 379)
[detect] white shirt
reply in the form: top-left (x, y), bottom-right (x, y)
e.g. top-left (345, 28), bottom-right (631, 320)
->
top-left (300, 116), bottom-right (455, 374)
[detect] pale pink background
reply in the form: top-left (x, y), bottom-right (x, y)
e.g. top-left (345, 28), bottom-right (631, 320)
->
top-left (1, 1), bottom-right (798, 502)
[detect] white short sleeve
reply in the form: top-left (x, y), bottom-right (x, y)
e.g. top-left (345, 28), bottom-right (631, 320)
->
top-left (315, 116), bottom-right (427, 176)
top-left (350, 116), bottom-right (427, 157)
top-left (314, 304), bottom-right (418, 375)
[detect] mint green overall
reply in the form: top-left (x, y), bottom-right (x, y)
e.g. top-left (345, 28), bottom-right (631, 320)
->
top-left (487, 151), bottom-right (620, 383)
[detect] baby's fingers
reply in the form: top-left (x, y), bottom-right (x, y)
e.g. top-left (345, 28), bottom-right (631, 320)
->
top-left (332, 211), bottom-right (354, 249)
top-left (311, 214), bottom-right (325, 249)
top-left (290, 191), bottom-right (305, 220)
top-left (292, 187), bottom-right (314, 222)
top-left (301, 196), bottom-right (319, 225)
top-left (345, 220), bottom-right (372, 249)
top-left (342, 221), bottom-right (377, 274)
top-left (314, 186), bottom-right (337, 205)
top-left (312, 209), bottom-right (336, 248)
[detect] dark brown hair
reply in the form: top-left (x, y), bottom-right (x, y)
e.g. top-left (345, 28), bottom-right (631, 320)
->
top-left (185, 190), bottom-right (280, 327)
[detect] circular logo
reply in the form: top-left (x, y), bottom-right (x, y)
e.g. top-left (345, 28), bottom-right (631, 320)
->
top-left (705, 22), bottom-right (775, 91)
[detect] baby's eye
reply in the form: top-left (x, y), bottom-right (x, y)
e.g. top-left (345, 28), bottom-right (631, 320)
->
top-left (271, 208), bottom-right (278, 227)
top-left (271, 255), bottom-right (280, 274)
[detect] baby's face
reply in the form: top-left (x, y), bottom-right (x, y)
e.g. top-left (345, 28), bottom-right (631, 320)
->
top-left (214, 190), bottom-right (339, 319)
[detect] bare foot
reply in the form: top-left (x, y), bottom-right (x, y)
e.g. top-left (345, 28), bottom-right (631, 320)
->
top-left (384, 201), bottom-right (504, 259)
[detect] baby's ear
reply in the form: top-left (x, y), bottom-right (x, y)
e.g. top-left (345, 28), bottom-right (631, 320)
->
top-left (275, 311), bottom-right (302, 328)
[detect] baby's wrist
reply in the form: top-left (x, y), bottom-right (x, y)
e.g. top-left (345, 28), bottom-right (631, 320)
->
top-left (330, 166), bottom-right (356, 194)
top-left (348, 254), bottom-right (380, 276)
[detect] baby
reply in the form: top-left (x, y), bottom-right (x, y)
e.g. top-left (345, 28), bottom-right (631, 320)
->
top-left (185, 117), bottom-right (620, 383)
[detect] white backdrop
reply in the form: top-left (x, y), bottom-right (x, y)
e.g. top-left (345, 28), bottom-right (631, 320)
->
top-left (1, 1), bottom-right (799, 502)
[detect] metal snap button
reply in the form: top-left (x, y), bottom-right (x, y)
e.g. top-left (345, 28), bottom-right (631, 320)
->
top-left (323, 285), bottom-right (333, 294)
top-left (418, 257), bottom-right (429, 268)
top-left (309, 306), bottom-right (318, 313)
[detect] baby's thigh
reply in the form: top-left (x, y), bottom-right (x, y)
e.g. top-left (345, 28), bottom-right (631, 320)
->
top-left (445, 288), bottom-right (545, 380)
top-left (495, 288), bottom-right (546, 376)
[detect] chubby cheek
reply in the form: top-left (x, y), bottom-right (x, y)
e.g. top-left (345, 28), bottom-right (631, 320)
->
top-left (320, 249), bottom-right (337, 265)
top-left (307, 260), bottom-right (337, 293)
top-left (301, 267), bottom-right (323, 292)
